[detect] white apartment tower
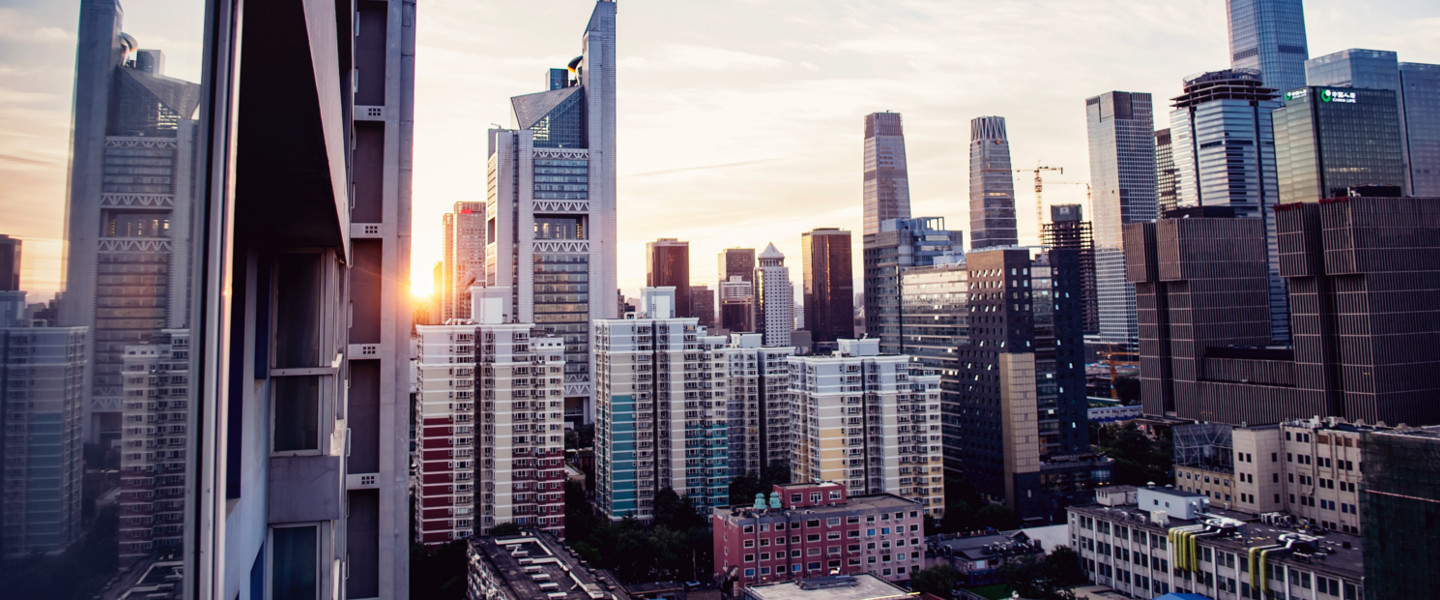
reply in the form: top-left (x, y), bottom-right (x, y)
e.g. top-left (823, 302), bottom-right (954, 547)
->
top-left (754, 243), bottom-right (794, 348)
top-left (787, 339), bottom-right (945, 516)
top-left (118, 330), bottom-right (189, 565)
top-left (593, 288), bottom-right (730, 520)
top-left (487, 0), bottom-right (618, 426)
top-left (724, 333), bottom-right (796, 478)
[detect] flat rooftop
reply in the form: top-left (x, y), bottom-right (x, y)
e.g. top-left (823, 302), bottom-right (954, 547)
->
top-left (743, 574), bottom-right (912, 600)
top-left (470, 532), bottom-right (630, 600)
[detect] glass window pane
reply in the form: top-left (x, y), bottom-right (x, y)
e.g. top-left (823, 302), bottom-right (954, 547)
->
top-left (272, 526), bottom-right (318, 600)
top-left (274, 253), bottom-right (323, 368)
top-left (273, 376), bottom-right (321, 452)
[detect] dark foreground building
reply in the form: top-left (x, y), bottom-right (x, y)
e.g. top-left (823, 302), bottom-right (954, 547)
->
top-left (1361, 426), bottom-right (1440, 599)
top-left (1128, 195), bottom-right (1440, 426)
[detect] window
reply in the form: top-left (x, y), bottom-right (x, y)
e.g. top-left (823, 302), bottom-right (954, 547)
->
top-left (271, 525), bottom-right (319, 600)
top-left (273, 376), bottom-right (322, 452)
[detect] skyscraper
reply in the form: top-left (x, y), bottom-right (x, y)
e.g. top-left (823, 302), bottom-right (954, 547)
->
top-left (863, 112), bottom-right (911, 237)
top-left (690, 284), bottom-right (715, 329)
top-left (899, 257), bottom-right (967, 475)
top-left (487, 0), bottom-right (618, 425)
top-left (594, 288), bottom-right (730, 520)
top-left (863, 217), bottom-right (963, 354)
top-left (969, 116), bottom-right (1018, 250)
top-left (718, 247), bottom-right (756, 333)
top-left (450, 201), bottom-right (486, 321)
top-left (755, 243), bottom-right (794, 348)
top-left (1400, 62), bottom-right (1440, 196)
top-left (0, 235), bottom-right (18, 292)
top-left (1226, 0), bottom-right (1309, 94)
top-left (1042, 205), bottom-right (1098, 335)
top-left (442, 211), bottom-right (456, 322)
top-left (1154, 129), bottom-right (1179, 216)
top-left (60, 1), bottom-right (201, 442)
top-left (801, 228), bottom-right (855, 347)
top-left (647, 238), bottom-right (691, 318)
top-left (118, 330), bottom-right (188, 565)
top-left (724, 334), bottom-right (795, 479)
top-left (1273, 86), bottom-right (1406, 203)
top-left (1086, 91), bottom-right (1157, 351)
top-left (1169, 71), bottom-right (1287, 342)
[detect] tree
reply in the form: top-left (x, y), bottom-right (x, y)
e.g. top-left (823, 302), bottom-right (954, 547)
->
top-left (1044, 546), bottom-right (1088, 587)
top-left (975, 503), bottom-right (1020, 531)
top-left (488, 521), bottom-right (522, 536)
top-left (910, 564), bottom-right (960, 598)
top-left (1094, 422), bottom-right (1173, 486)
top-left (1114, 375), bottom-right (1141, 405)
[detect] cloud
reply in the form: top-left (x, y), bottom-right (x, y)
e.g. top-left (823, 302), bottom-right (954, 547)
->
top-left (0, 9), bottom-right (72, 43)
top-left (0, 152), bottom-right (55, 166)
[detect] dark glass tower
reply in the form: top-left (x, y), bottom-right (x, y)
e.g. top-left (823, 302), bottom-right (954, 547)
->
top-left (969, 116), bottom-right (1017, 250)
top-left (1273, 86), bottom-right (1406, 203)
top-left (1042, 205), bottom-right (1098, 335)
top-left (646, 238), bottom-right (691, 317)
top-left (0, 235), bottom-right (18, 292)
top-left (801, 228), bottom-right (854, 347)
top-left (1155, 129), bottom-right (1179, 217)
top-left (863, 112), bottom-right (911, 237)
top-left (718, 247), bottom-right (756, 332)
top-left (862, 217), bottom-right (962, 354)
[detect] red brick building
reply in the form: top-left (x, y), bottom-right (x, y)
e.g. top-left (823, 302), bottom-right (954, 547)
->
top-left (713, 482), bottom-right (925, 589)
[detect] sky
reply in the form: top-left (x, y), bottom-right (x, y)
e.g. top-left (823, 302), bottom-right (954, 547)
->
top-left (1, 0), bottom-right (1438, 302)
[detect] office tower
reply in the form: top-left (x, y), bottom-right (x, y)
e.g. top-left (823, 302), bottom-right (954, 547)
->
top-left (1400, 63), bottom-right (1440, 196)
top-left (1274, 87), bottom-right (1406, 203)
top-left (724, 333), bottom-right (796, 479)
top-left (1306, 49), bottom-right (1440, 197)
top-left (862, 217), bottom-right (963, 354)
top-left (787, 339), bottom-right (944, 516)
top-left (442, 212), bottom-right (456, 323)
top-left (487, 0), bottom-right (618, 426)
top-left (957, 248), bottom-right (1110, 521)
top-left (754, 243), bottom-right (794, 348)
top-left (646, 238), bottom-right (691, 317)
top-left (801, 228), bottom-right (854, 348)
top-left (118, 330), bottom-right (188, 565)
top-left (1169, 71), bottom-right (1287, 342)
top-left (719, 248), bottom-right (757, 333)
top-left (431, 261), bottom-right (444, 325)
top-left (0, 325), bottom-right (86, 558)
top-left (1362, 426), bottom-right (1440, 599)
top-left (1087, 91), bottom-right (1158, 352)
top-left (1042, 205), bottom-right (1098, 335)
top-left (1226, 0), bottom-right (1309, 93)
top-left (59, 2), bottom-right (200, 442)
top-left (863, 112), bottom-right (911, 236)
top-left (593, 288), bottom-right (729, 520)
top-left (690, 284), bottom-right (715, 329)
top-left (1128, 195), bottom-right (1440, 426)
top-left (0, 235), bottom-right (17, 291)
top-left (968, 116), bottom-right (1017, 250)
top-left (899, 258), bottom-right (967, 474)
top-left (712, 482), bottom-right (926, 587)
top-left (1154, 129), bottom-right (1179, 216)
top-left (450, 201), bottom-right (486, 321)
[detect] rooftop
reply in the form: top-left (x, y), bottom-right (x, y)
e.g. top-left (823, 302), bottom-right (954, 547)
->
top-left (717, 492), bottom-right (920, 522)
top-left (743, 574), bottom-right (912, 600)
top-left (469, 532), bottom-right (631, 600)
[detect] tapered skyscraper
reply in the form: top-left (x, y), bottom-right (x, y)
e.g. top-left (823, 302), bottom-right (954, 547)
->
top-left (1086, 91), bottom-right (1157, 351)
top-left (1227, 0), bottom-right (1309, 94)
top-left (863, 112), bottom-right (910, 236)
top-left (487, 0), bottom-right (617, 425)
top-left (969, 116), bottom-right (1017, 250)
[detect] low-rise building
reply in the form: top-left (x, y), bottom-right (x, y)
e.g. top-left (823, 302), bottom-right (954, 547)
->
top-left (713, 482), bottom-right (926, 589)
top-left (1069, 486), bottom-right (1364, 600)
top-left (740, 574), bottom-right (911, 600)
top-left (466, 531), bottom-right (632, 600)
top-left (926, 530), bottom-right (1046, 586)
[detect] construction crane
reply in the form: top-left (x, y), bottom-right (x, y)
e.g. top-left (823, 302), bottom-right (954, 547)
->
top-left (1045, 181), bottom-right (1093, 218)
top-left (1015, 165), bottom-right (1063, 234)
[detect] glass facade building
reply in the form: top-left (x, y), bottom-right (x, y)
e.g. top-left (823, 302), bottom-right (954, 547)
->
top-left (899, 259), bottom-right (968, 476)
top-left (801, 228), bottom-right (854, 347)
top-left (1227, 0), bottom-right (1309, 94)
top-left (1154, 129), bottom-right (1179, 217)
top-left (863, 112), bottom-right (911, 237)
top-left (969, 116), bottom-right (1018, 250)
top-left (1085, 91), bottom-right (1157, 351)
top-left (862, 217), bottom-right (962, 355)
top-left (1169, 70), bottom-right (1287, 343)
top-left (1273, 87), bottom-right (1406, 203)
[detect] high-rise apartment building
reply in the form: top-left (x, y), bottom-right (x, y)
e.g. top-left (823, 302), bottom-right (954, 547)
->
top-left (1169, 71), bottom-right (1287, 342)
top-left (450, 201), bottom-right (486, 322)
top-left (118, 330), bottom-right (188, 565)
top-left (968, 116), bottom-right (1017, 250)
top-left (1274, 87), bottom-right (1406, 204)
top-left (786, 339), bottom-right (944, 516)
top-left (725, 333), bottom-right (796, 479)
top-left (0, 324), bottom-right (86, 558)
top-left (801, 228), bottom-right (855, 348)
top-left (413, 323), bottom-right (478, 544)
top-left (647, 238), bottom-right (691, 318)
top-left (487, 0), bottom-right (618, 425)
top-left (898, 258), bottom-right (967, 472)
top-left (1086, 91), bottom-right (1157, 352)
top-left (1226, 0), bottom-right (1309, 93)
top-left (718, 248), bottom-right (757, 333)
top-left (863, 112), bottom-right (911, 237)
top-left (1128, 196), bottom-right (1440, 426)
top-left (1154, 129), bottom-right (1179, 216)
top-left (594, 289), bottom-right (730, 520)
top-left (691, 284), bottom-right (715, 329)
top-left (1042, 205), bottom-right (1098, 335)
top-left (755, 244), bottom-right (794, 348)
top-left (59, 3), bottom-right (200, 442)
top-left (0, 235), bottom-right (18, 292)
top-left (1399, 62), bottom-right (1440, 196)
top-left (957, 248), bottom-right (1110, 521)
top-left (863, 217), bottom-right (963, 354)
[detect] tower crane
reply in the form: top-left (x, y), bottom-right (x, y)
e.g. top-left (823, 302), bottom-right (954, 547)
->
top-left (1015, 165), bottom-right (1063, 234)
